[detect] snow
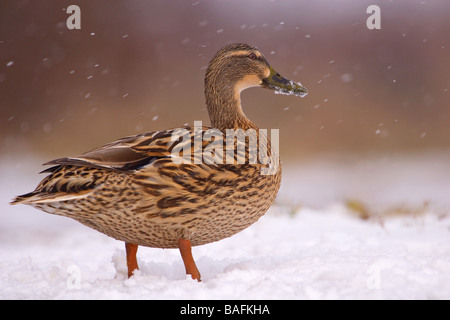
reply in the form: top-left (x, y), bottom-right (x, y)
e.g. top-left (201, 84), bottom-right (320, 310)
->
top-left (273, 80), bottom-right (308, 97)
top-left (1, 156), bottom-right (450, 299)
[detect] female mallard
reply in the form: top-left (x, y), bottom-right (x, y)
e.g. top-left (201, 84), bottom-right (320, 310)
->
top-left (11, 43), bottom-right (307, 281)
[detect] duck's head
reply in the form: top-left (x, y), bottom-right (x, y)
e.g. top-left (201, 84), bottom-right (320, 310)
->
top-left (204, 43), bottom-right (308, 129)
top-left (205, 43), bottom-right (308, 97)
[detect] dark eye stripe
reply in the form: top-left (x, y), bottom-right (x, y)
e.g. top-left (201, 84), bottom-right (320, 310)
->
top-left (242, 53), bottom-right (263, 62)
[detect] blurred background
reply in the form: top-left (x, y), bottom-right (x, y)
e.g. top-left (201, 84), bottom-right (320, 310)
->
top-left (1, 0), bottom-right (450, 210)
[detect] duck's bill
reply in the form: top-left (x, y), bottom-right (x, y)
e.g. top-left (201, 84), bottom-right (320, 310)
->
top-left (261, 67), bottom-right (308, 98)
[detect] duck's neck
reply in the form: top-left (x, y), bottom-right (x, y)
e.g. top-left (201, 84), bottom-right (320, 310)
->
top-left (205, 76), bottom-right (258, 132)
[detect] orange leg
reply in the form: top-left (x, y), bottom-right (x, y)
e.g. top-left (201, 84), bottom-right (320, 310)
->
top-left (178, 238), bottom-right (201, 281)
top-left (125, 242), bottom-right (139, 278)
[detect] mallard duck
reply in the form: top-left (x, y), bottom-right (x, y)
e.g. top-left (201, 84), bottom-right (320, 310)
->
top-left (11, 43), bottom-right (308, 281)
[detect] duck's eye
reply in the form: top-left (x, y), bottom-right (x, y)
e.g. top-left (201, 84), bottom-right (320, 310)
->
top-left (247, 53), bottom-right (257, 60)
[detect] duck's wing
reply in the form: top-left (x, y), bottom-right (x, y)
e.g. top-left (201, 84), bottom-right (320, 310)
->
top-left (42, 128), bottom-right (186, 173)
top-left (11, 127), bottom-right (197, 205)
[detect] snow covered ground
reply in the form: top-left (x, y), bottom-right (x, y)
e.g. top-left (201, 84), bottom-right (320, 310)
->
top-left (1, 154), bottom-right (449, 299)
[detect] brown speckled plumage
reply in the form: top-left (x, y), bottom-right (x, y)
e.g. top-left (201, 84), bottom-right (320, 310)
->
top-left (11, 43), bottom-right (308, 280)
